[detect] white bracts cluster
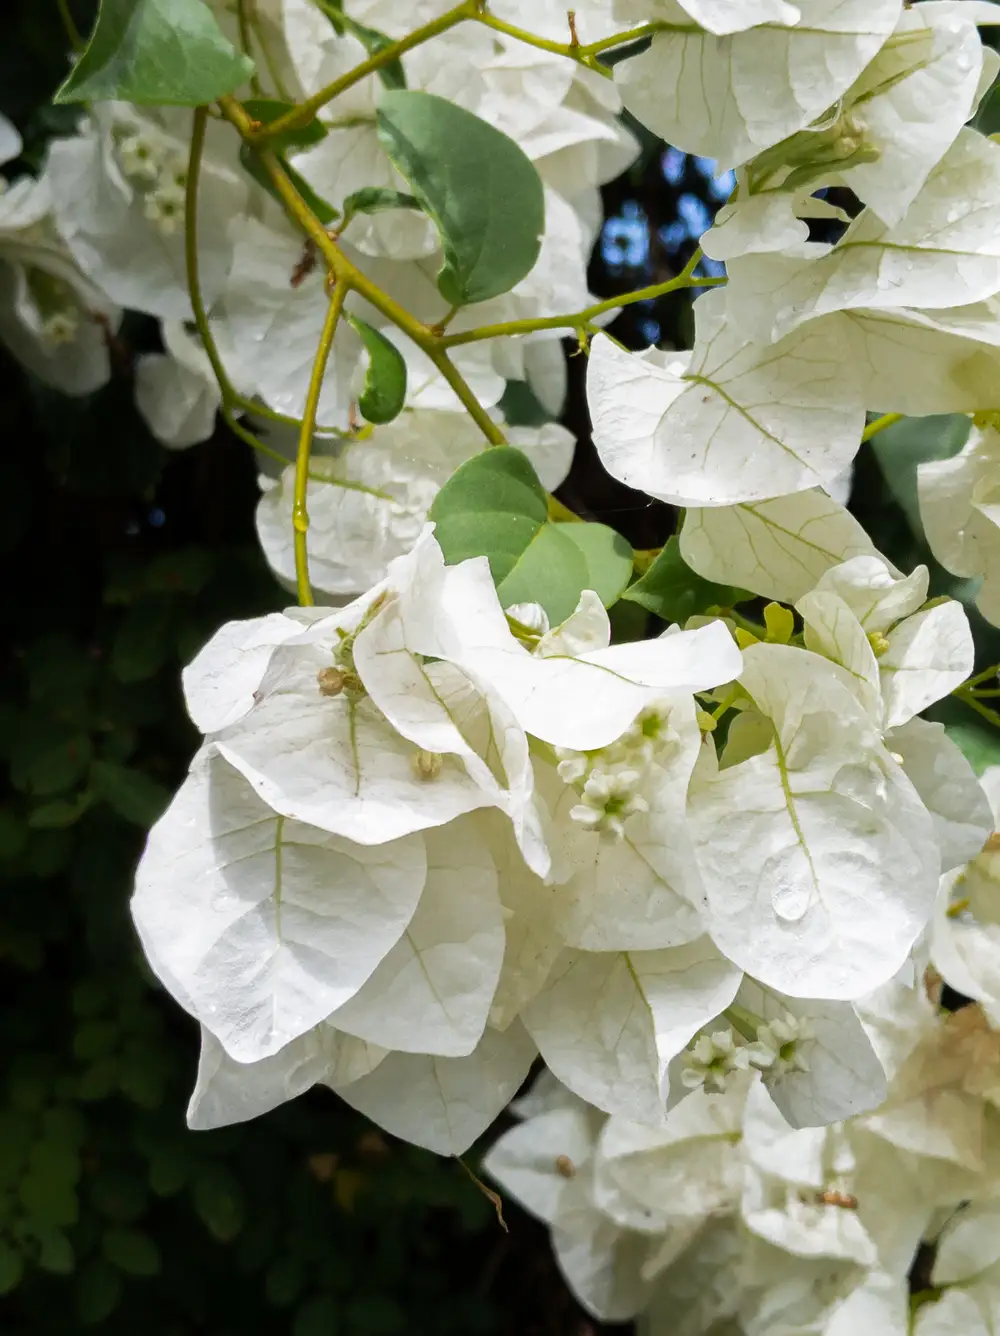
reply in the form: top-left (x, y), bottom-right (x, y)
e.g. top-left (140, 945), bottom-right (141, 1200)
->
top-left (133, 527), bottom-right (992, 1156)
top-left (485, 964), bottom-right (1000, 1333)
top-left (585, 0), bottom-right (1000, 637)
top-left (131, 528), bottom-right (751, 1152)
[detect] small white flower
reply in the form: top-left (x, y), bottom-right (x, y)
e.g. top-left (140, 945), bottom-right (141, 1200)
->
top-left (681, 1028), bottom-right (752, 1094)
top-left (748, 1012), bottom-right (815, 1077)
top-left (569, 767), bottom-right (649, 842)
top-left (117, 132), bottom-right (162, 183)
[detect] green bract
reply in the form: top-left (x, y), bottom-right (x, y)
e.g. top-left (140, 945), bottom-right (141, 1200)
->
top-left (345, 316), bottom-right (407, 425)
top-left (54, 0), bottom-right (254, 106)
top-left (376, 91), bottom-right (545, 308)
top-left (428, 448), bottom-right (634, 624)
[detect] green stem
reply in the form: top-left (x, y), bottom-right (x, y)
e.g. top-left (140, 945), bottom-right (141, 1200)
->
top-left (225, 410), bottom-right (387, 494)
top-left (185, 108), bottom-right (241, 405)
top-left (294, 281), bottom-right (348, 606)
top-left (442, 250), bottom-right (722, 348)
top-left (964, 662), bottom-right (1000, 690)
top-left (260, 1), bottom-right (478, 137)
top-left (57, 0), bottom-right (83, 52)
top-left (727, 608), bottom-right (766, 638)
top-left (861, 411), bottom-right (903, 443)
top-left (187, 108), bottom-right (348, 445)
top-left (236, 0), bottom-right (264, 95)
top-left (955, 687), bottom-right (1000, 731)
top-left (249, 8), bottom-right (291, 99)
top-left (425, 347), bottom-right (506, 445)
top-left (472, 10), bottom-right (610, 76)
top-left (218, 96), bottom-right (512, 456)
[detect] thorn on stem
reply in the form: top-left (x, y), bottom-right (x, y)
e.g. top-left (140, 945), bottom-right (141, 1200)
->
top-left (567, 9), bottom-right (579, 46)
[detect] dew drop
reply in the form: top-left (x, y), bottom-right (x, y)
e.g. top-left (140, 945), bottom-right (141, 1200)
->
top-left (772, 877), bottom-right (812, 922)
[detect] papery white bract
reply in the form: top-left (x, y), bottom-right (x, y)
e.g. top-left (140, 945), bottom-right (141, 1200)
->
top-left (587, 294), bottom-right (864, 507)
top-left (690, 643), bottom-right (939, 999)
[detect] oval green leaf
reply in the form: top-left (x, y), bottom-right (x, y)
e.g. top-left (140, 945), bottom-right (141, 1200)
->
top-left (54, 0), bottom-right (254, 106)
top-left (429, 448), bottom-right (634, 624)
top-left (376, 91), bottom-right (545, 307)
top-left (345, 315), bottom-right (407, 425)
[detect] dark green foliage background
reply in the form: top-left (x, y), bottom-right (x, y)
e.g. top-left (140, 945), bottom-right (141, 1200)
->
top-left (4, 4), bottom-right (1000, 1333)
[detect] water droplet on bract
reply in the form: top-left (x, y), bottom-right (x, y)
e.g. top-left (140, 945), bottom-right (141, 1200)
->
top-left (772, 877), bottom-right (812, 922)
top-left (765, 845), bottom-right (814, 923)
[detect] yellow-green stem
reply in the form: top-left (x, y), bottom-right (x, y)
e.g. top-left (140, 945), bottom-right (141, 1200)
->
top-left (426, 347), bottom-right (506, 444)
top-left (472, 10), bottom-right (609, 75)
top-left (185, 108), bottom-right (243, 405)
top-left (261, 1), bottom-right (478, 137)
top-left (955, 687), bottom-right (1000, 730)
top-left (236, 0), bottom-right (264, 95)
top-left (442, 250), bottom-right (722, 348)
top-left (963, 662), bottom-right (1000, 690)
top-left (226, 410), bottom-right (388, 494)
top-left (217, 96), bottom-right (511, 454)
top-left (57, 0), bottom-right (83, 51)
top-left (294, 281), bottom-right (348, 606)
top-left (861, 411), bottom-right (903, 443)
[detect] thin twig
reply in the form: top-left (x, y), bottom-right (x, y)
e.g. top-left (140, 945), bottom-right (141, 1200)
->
top-left (294, 280), bottom-right (348, 606)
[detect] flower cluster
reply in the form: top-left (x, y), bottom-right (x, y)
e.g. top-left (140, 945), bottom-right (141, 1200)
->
top-left (133, 528), bottom-right (991, 1161)
top-left (484, 962), bottom-right (1000, 1334)
top-left (27, 0), bottom-right (1000, 1324)
top-left (489, 787), bottom-right (1000, 1334)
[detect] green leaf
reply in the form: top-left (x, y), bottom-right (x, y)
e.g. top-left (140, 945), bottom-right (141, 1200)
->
top-left (946, 722), bottom-right (1000, 776)
top-left (345, 316), bottom-right (407, 425)
top-left (376, 91), bottom-right (545, 307)
top-left (20, 1163), bottom-right (79, 1229)
top-left (429, 448), bottom-right (634, 624)
top-left (623, 538), bottom-right (751, 623)
top-left (554, 523), bottom-right (635, 611)
top-left (498, 381), bottom-right (553, 428)
top-left (316, 2), bottom-right (405, 89)
top-left (0, 1242), bottom-right (23, 1295)
top-left (91, 760), bottom-right (170, 827)
top-left (28, 793), bottom-right (93, 829)
top-left (266, 1255), bottom-right (307, 1307)
top-left (871, 414), bottom-right (970, 539)
top-left (76, 1260), bottom-right (122, 1325)
top-left (102, 1226), bottom-right (160, 1276)
top-left (90, 1168), bottom-right (147, 1223)
top-left (193, 1165), bottom-right (245, 1242)
top-left (110, 599), bottom-right (174, 683)
top-left (293, 1295), bottom-right (343, 1336)
top-left (54, 0), bottom-right (254, 106)
top-left (341, 187), bottom-right (421, 229)
top-left (242, 98), bottom-right (326, 152)
top-left (239, 145), bottom-right (338, 227)
top-left (35, 1228), bottom-right (75, 1275)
